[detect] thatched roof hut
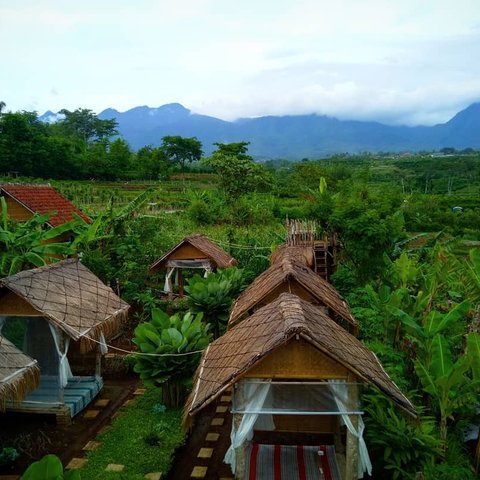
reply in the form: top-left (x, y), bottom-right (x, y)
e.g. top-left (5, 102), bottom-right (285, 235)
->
top-left (150, 234), bottom-right (238, 297)
top-left (149, 234), bottom-right (237, 273)
top-left (0, 183), bottom-right (91, 227)
top-left (269, 244), bottom-right (315, 269)
top-left (187, 293), bottom-right (414, 420)
top-left (0, 259), bottom-right (129, 353)
top-left (0, 336), bottom-right (40, 411)
top-left (228, 256), bottom-right (357, 333)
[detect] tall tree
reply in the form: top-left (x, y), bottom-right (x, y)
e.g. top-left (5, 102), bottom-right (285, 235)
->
top-left (205, 142), bottom-right (270, 205)
top-left (159, 135), bottom-right (203, 181)
top-left (57, 108), bottom-right (118, 150)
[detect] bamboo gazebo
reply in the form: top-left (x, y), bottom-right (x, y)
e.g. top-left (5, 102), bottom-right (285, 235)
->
top-left (0, 259), bottom-right (129, 422)
top-left (185, 293), bottom-right (415, 480)
top-left (149, 234), bottom-right (237, 297)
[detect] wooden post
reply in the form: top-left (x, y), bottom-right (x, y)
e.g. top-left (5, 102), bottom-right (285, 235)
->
top-left (178, 269), bottom-right (184, 297)
top-left (95, 347), bottom-right (102, 377)
top-left (233, 413), bottom-right (245, 480)
top-left (345, 375), bottom-right (359, 480)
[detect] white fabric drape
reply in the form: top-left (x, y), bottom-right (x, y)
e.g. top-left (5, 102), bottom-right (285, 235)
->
top-left (48, 324), bottom-right (73, 388)
top-left (99, 332), bottom-right (108, 355)
top-left (163, 260), bottom-right (213, 292)
top-left (164, 267), bottom-right (176, 293)
top-left (328, 380), bottom-right (372, 478)
top-left (224, 381), bottom-right (272, 474)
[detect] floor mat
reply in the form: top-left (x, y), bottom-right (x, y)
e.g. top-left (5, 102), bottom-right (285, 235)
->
top-left (245, 444), bottom-right (341, 480)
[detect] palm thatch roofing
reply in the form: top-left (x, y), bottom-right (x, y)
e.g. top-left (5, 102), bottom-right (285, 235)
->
top-left (0, 336), bottom-right (40, 411)
top-left (270, 244), bottom-right (315, 268)
top-left (149, 234), bottom-right (238, 273)
top-left (186, 293), bottom-right (415, 420)
top-left (0, 259), bottom-right (130, 353)
top-left (228, 256), bottom-right (357, 330)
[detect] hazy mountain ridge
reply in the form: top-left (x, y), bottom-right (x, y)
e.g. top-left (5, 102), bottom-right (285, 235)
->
top-left (41, 103), bottom-right (480, 159)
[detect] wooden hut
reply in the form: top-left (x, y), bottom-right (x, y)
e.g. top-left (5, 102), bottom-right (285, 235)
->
top-left (0, 259), bottom-right (129, 423)
top-left (229, 256), bottom-right (358, 335)
top-left (0, 336), bottom-right (40, 411)
top-left (185, 293), bottom-right (415, 480)
top-left (149, 234), bottom-right (237, 297)
top-left (0, 183), bottom-right (91, 242)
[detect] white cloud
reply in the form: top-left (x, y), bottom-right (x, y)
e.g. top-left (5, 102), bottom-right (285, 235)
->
top-left (1, 0), bottom-right (480, 124)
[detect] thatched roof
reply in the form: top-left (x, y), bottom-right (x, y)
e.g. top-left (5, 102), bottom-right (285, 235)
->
top-left (270, 244), bottom-right (315, 268)
top-left (0, 183), bottom-right (91, 227)
top-left (0, 259), bottom-right (130, 353)
top-left (228, 256), bottom-right (357, 330)
top-left (186, 293), bottom-right (415, 420)
top-left (0, 336), bottom-right (40, 411)
top-left (149, 234), bottom-right (237, 273)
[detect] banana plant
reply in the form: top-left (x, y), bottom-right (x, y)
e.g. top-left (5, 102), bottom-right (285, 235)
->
top-left (132, 308), bottom-right (211, 407)
top-left (414, 332), bottom-right (480, 443)
top-left (387, 300), bottom-right (470, 364)
top-left (0, 197), bottom-right (79, 276)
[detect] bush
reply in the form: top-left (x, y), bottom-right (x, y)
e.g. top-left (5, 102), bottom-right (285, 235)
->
top-left (132, 309), bottom-right (211, 407)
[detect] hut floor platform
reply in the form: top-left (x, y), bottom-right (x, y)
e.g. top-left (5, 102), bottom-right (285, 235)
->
top-left (245, 444), bottom-right (342, 480)
top-left (8, 375), bottom-right (103, 418)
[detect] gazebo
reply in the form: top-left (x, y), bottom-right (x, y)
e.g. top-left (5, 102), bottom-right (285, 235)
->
top-left (149, 234), bottom-right (237, 297)
top-left (0, 259), bottom-right (129, 422)
top-left (0, 336), bottom-right (39, 411)
top-left (185, 293), bottom-right (415, 480)
top-left (228, 255), bottom-right (358, 335)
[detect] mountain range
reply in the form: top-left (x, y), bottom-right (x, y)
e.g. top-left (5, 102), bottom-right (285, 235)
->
top-left (41, 102), bottom-right (480, 159)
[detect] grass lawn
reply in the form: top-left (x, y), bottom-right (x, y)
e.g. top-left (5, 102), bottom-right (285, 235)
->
top-left (79, 388), bottom-right (184, 479)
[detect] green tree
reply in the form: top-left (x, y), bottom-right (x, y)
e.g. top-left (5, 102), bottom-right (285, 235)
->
top-left (205, 142), bottom-right (270, 206)
top-left (58, 108), bottom-right (117, 145)
top-left (160, 135), bottom-right (203, 181)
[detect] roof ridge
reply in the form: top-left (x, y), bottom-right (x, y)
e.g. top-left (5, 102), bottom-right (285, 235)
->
top-left (1, 259), bottom-right (78, 283)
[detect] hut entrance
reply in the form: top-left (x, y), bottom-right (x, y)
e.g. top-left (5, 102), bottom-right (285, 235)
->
top-left (0, 316), bottom-right (102, 420)
top-left (163, 259), bottom-right (212, 297)
top-left (227, 379), bottom-right (370, 479)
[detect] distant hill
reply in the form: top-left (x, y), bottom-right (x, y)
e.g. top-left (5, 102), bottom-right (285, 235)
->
top-left (41, 102), bottom-right (480, 159)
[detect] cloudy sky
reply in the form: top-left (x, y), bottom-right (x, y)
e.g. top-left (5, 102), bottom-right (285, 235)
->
top-left (1, 0), bottom-right (480, 125)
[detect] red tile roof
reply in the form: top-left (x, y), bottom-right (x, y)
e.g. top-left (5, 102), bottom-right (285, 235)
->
top-left (0, 184), bottom-right (91, 227)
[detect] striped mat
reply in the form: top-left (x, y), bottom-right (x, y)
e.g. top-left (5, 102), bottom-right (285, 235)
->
top-left (245, 444), bottom-right (341, 480)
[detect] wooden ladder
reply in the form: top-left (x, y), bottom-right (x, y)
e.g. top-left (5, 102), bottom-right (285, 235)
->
top-left (314, 243), bottom-right (328, 279)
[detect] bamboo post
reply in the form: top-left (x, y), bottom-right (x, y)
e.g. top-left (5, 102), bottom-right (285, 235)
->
top-left (345, 375), bottom-right (359, 480)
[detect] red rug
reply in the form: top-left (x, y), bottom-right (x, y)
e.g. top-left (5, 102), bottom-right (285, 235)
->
top-left (245, 444), bottom-right (341, 480)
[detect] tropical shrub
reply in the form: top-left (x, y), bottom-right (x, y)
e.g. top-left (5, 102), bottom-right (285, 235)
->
top-left (364, 393), bottom-right (441, 480)
top-left (132, 308), bottom-right (211, 407)
top-left (185, 268), bottom-right (245, 337)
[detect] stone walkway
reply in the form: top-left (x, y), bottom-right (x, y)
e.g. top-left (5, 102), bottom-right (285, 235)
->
top-left (167, 392), bottom-right (234, 480)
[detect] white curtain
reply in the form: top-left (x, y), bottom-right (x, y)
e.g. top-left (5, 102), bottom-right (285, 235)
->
top-left (328, 380), bottom-right (372, 478)
top-left (163, 260), bottom-right (213, 292)
top-left (48, 324), bottom-right (73, 388)
top-left (164, 267), bottom-right (176, 293)
top-left (99, 331), bottom-right (108, 355)
top-left (224, 381), bottom-right (272, 474)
